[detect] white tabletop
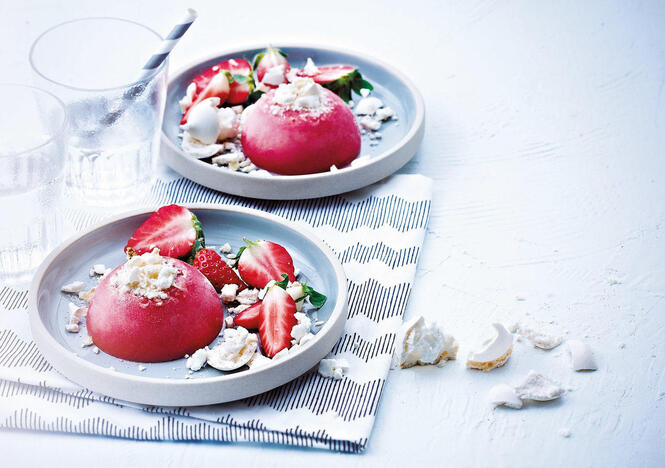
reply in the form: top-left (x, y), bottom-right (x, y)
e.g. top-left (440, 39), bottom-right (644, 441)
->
top-left (2, 0), bottom-right (665, 466)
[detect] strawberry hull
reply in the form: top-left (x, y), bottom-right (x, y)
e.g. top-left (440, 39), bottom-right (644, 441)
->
top-left (87, 260), bottom-right (223, 362)
top-left (241, 88), bottom-right (361, 175)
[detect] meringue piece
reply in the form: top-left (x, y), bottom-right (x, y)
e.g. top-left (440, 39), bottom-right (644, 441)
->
top-left (466, 323), bottom-right (513, 372)
top-left (291, 312), bottom-right (312, 344)
top-left (236, 288), bottom-right (259, 305)
top-left (355, 96), bottom-right (383, 115)
top-left (81, 336), bottom-right (94, 347)
top-left (395, 316), bottom-right (458, 368)
top-left (66, 302), bottom-right (86, 333)
top-left (374, 106), bottom-right (395, 121)
top-left (186, 347), bottom-right (208, 371)
top-left (318, 358), bottom-right (349, 380)
top-left (206, 327), bottom-right (258, 371)
top-left (217, 106), bottom-right (240, 140)
top-left (61, 281), bottom-right (84, 293)
top-left (567, 340), bottom-right (597, 371)
top-left (181, 98), bottom-right (221, 145)
top-left (181, 132), bottom-right (224, 158)
top-left (78, 287), bottom-right (96, 302)
top-left (510, 322), bottom-right (563, 350)
top-left (179, 82), bottom-right (197, 113)
top-left (263, 64), bottom-right (286, 86)
top-left (273, 77), bottom-right (324, 110)
top-left (360, 88), bottom-right (371, 98)
top-left (224, 316), bottom-right (234, 328)
top-left (301, 57), bottom-right (319, 76)
top-left (220, 283), bottom-right (239, 303)
top-left (272, 347), bottom-right (289, 360)
top-left (220, 243), bottom-right (232, 254)
top-left (350, 155), bottom-right (371, 167)
top-left (92, 264), bottom-right (106, 275)
top-left (247, 352), bottom-right (271, 369)
top-left (358, 116), bottom-right (381, 131)
top-left (514, 370), bottom-right (565, 401)
top-left (211, 152), bottom-right (244, 166)
top-left (286, 282), bottom-right (305, 311)
top-left (489, 383), bottom-right (523, 409)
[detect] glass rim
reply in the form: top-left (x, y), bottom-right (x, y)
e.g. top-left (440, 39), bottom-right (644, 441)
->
top-left (29, 17), bottom-right (166, 93)
top-left (0, 83), bottom-right (67, 159)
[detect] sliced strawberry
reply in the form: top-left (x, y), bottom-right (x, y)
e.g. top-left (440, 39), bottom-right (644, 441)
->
top-left (236, 239), bottom-right (295, 288)
top-left (180, 71), bottom-right (230, 124)
top-left (299, 65), bottom-right (373, 102)
top-left (233, 302), bottom-right (262, 329)
top-left (125, 205), bottom-right (204, 261)
top-left (218, 58), bottom-right (255, 105)
top-left (259, 282), bottom-right (297, 357)
top-left (253, 46), bottom-right (290, 87)
top-left (193, 248), bottom-right (246, 292)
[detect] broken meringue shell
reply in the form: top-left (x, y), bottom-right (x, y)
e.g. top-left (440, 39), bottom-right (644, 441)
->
top-left (466, 323), bottom-right (513, 372)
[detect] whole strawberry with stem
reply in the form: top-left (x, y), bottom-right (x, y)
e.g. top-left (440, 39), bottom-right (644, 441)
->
top-left (193, 248), bottom-right (246, 292)
top-left (253, 45), bottom-right (290, 87)
top-left (235, 238), bottom-right (295, 288)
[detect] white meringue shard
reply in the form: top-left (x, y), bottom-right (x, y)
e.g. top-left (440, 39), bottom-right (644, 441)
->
top-left (179, 82), bottom-right (196, 113)
top-left (216, 106), bottom-right (240, 141)
top-left (301, 57), bottom-right (319, 76)
top-left (61, 281), bottom-right (84, 293)
top-left (489, 383), bottom-right (523, 409)
top-left (567, 340), bottom-right (597, 371)
top-left (510, 322), bottom-right (562, 350)
top-left (395, 316), bottom-right (458, 368)
top-left (181, 132), bottom-right (224, 158)
top-left (466, 323), bottom-right (513, 372)
top-left (514, 370), bottom-right (565, 401)
top-left (186, 348), bottom-right (208, 371)
top-left (318, 358), bottom-right (349, 380)
top-left (206, 327), bottom-right (258, 371)
top-left (355, 96), bottom-right (383, 116)
top-left (181, 98), bottom-right (221, 145)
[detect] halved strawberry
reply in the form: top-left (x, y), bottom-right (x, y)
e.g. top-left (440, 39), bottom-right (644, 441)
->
top-left (259, 279), bottom-right (297, 357)
top-left (125, 205), bottom-right (204, 261)
top-left (180, 70), bottom-right (230, 124)
top-left (193, 248), bottom-right (246, 292)
top-left (299, 65), bottom-right (373, 102)
top-left (253, 46), bottom-right (290, 87)
top-left (235, 239), bottom-right (295, 288)
top-left (218, 58), bottom-right (255, 105)
top-left (233, 302), bottom-right (262, 329)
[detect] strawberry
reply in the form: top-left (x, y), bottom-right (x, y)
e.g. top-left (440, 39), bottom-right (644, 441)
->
top-left (233, 302), bottom-right (262, 329)
top-left (259, 277), bottom-right (297, 357)
top-left (253, 45), bottom-right (290, 87)
top-left (299, 65), bottom-right (372, 102)
top-left (218, 58), bottom-right (255, 105)
top-left (125, 205), bottom-right (204, 261)
top-left (193, 248), bottom-right (246, 292)
top-left (235, 238), bottom-right (295, 288)
top-left (181, 71), bottom-right (230, 124)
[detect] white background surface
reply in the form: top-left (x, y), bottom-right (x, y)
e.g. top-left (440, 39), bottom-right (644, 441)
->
top-left (2, 0), bottom-right (665, 466)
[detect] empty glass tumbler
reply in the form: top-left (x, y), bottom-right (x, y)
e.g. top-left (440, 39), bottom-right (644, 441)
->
top-left (0, 84), bottom-right (66, 283)
top-left (30, 18), bottom-right (168, 207)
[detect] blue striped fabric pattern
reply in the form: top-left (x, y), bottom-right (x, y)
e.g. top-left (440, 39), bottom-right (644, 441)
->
top-left (0, 174), bottom-right (432, 453)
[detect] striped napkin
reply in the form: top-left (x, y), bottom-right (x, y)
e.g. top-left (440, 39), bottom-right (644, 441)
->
top-left (0, 173), bottom-right (432, 453)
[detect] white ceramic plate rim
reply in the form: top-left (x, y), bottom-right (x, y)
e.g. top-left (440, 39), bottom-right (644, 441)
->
top-left (160, 42), bottom-right (425, 181)
top-left (28, 204), bottom-right (348, 405)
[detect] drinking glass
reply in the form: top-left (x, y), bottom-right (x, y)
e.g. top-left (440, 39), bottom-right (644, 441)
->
top-left (30, 18), bottom-right (167, 207)
top-left (0, 84), bottom-right (66, 283)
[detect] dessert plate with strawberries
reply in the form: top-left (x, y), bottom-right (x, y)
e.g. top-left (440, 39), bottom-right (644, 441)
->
top-left (28, 205), bottom-right (347, 406)
top-left (161, 44), bottom-right (425, 199)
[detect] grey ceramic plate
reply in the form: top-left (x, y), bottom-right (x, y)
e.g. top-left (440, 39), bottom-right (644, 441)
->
top-left (28, 205), bottom-right (347, 406)
top-left (161, 43), bottom-right (425, 199)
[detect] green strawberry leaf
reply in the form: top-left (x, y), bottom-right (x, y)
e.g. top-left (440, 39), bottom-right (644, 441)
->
top-left (231, 246), bottom-right (246, 269)
top-left (185, 213), bottom-right (206, 264)
top-left (232, 73), bottom-right (248, 84)
top-left (252, 52), bottom-right (265, 71)
top-left (223, 70), bottom-right (234, 83)
top-left (247, 89), bottom-right (265, 104)
top-left (302, 285), bottom-right (327, 308)
top-left (275, 273), bottom-right (290, 290)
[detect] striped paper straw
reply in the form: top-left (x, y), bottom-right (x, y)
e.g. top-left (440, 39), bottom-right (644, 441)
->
top-left (100, 9), bottom-right (197, 126)
top-left (137, 8), bottom-right (198, 81)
